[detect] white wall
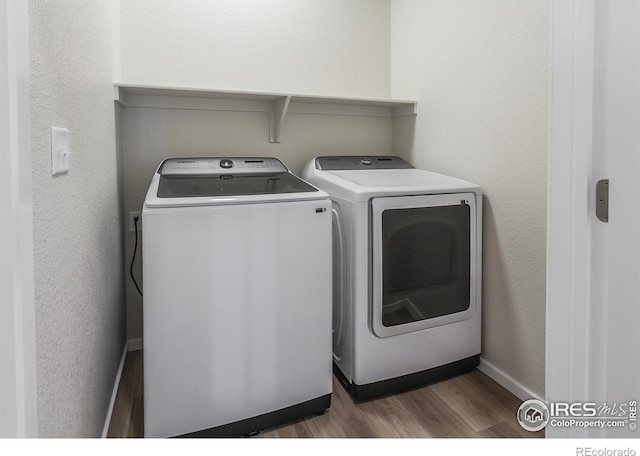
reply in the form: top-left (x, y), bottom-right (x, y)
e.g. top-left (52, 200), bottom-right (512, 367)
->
top-left (120, 0), bottom-right (390, 98)
top-left (29, 0), bottom-right (124, 437)
top-left (391, 0), bottom-right (549, 397)
top-left (119, 0), bottom-right (393, 340)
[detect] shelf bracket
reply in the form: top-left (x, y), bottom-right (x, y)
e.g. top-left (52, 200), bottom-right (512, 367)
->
top-left (270, 96), bottom-right (291, 143)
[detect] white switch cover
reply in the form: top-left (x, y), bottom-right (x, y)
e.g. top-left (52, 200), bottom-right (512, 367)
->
top-left (51, 127), bottom-right (70, 175)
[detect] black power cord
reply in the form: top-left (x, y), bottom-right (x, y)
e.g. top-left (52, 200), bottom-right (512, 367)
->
top-left (130, 216), bottom-right (143, 296)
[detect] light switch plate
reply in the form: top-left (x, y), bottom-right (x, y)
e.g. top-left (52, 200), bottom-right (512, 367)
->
top-left (51, 127), bottom-right (70, 175)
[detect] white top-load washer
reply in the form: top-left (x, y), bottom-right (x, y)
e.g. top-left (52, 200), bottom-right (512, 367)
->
top-left (303, 156), bottom-right (482, 400)
top-left (143, 157), bottom-right (332, 437)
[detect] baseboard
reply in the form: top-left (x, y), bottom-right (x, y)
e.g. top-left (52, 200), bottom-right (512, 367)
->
top-left (102, 341), bottom-right (129, 438)
top-left (478, 357), bottom-right (543, 402)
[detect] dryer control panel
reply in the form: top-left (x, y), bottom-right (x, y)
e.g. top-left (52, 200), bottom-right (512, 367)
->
top-left (159, 157), bottom-right (288, 176)
top-left (315, 156), bottom-right (414, 170)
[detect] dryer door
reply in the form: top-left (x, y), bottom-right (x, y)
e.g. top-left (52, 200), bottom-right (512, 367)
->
top-left (371, 193), bottom-right (477, 338)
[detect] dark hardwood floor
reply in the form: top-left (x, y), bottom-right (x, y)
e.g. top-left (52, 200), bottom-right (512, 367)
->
top-left (107, 350), bottom-right (543, 438)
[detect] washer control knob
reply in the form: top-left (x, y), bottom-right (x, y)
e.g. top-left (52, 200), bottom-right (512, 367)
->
top-left (219, 159), bottom-right (234, 169)
top-left (360, 158), bottom-right (372, 166)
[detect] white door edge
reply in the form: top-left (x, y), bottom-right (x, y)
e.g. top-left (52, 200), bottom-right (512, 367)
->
top-left (546, 0), bottom-right (597, 438)
top-left (0, 0), bottom-right (38, 438)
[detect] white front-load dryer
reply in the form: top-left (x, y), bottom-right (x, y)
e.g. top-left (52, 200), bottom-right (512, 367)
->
top-left (303, 156), bottom-right (482, 400)
top-left (143, 157), bottom-right (332, 437)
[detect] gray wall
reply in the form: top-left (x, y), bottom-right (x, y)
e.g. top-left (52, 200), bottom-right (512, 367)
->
top-left (30, 0), bottom-right (125, 437)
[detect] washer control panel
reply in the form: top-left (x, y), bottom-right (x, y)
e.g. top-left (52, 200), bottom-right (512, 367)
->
top-left (159, 157), bottom-right (288, 176)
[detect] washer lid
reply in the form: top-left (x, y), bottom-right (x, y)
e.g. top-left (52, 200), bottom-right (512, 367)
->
top-left (145, 157), bottom-right (328, 208)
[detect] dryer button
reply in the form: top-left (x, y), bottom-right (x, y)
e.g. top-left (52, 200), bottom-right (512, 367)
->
top-left (360, 158), bottom-right (372, 166)
top-left (219, 159), bottom-right (234, 169)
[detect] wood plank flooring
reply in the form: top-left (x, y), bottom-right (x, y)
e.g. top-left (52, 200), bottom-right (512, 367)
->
top-left (107, 350), bottom-right (543, 438)
top-left (108, 350), bottom-right (144, 438)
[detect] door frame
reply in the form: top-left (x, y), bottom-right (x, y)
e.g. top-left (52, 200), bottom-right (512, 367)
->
top-left (0, 0), bottom-right (37, 437)
top-left (546, 0), bottom-right (596, 438)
